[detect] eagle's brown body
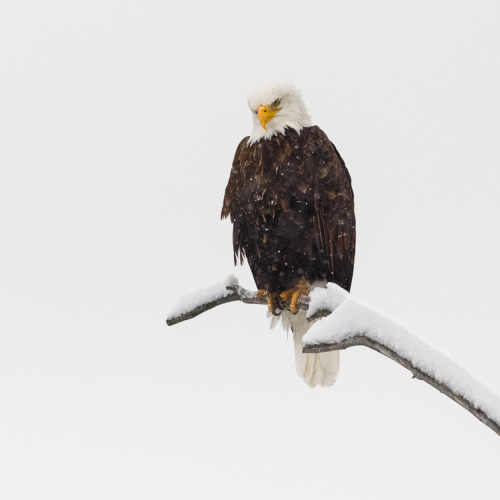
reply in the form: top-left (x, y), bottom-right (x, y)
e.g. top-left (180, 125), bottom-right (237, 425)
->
top-left (222, 125), bottom-right (356, 295)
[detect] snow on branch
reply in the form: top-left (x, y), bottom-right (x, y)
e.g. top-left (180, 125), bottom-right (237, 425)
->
top-left (166, 276), bottom-right (500, 437)
top-left (166, 275), bottom-right (326, 326)
top-left (303, 284), bottom-right (500, 437)
top-left (166, 275), bottom-right (242, 326)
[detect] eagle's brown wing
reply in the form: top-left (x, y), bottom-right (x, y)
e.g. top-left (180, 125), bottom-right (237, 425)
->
top-left (221, 137), bottom-right (249, 265)
top-left (306, 126), bottom-right (356, 291)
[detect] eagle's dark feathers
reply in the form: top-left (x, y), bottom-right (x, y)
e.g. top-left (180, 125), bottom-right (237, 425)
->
top-left (222, 125), bottom-right (355, 294)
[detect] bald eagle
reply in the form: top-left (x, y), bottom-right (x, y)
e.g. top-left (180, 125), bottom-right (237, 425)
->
top-left (222, 82), bottom-right (355, 387)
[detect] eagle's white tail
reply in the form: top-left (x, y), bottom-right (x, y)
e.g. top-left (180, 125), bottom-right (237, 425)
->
top-left (270, 309), bottom-right (340, 388)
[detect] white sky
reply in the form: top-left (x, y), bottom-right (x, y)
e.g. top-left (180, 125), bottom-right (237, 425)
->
top-left (1, 1), bottom-right (500, 498)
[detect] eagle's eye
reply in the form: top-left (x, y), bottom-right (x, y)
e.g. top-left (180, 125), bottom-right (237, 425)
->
top-left (272, 99), bottom-right (281, 107)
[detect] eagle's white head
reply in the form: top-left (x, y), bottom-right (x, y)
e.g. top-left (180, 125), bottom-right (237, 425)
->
top-left (247, 81), bottom-right (312, 144)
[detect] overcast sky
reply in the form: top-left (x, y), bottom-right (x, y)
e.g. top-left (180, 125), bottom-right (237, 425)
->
top-left (1, 1), bottom-right (500, 498)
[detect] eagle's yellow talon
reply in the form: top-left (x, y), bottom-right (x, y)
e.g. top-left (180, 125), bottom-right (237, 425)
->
top-left (290, 296), bottom-right (300, 315)
top-left (279, 289), bottom-right (294, 302)
top-left (280, 281), bottom-right (310, 315)
top-left (267, 293), bottom-right (281, 316)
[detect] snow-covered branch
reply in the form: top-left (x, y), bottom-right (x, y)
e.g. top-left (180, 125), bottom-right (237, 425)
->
top-left (303, 284), bottom-right (500, 437)
top-left (166, 275), bottom-right (327, 326)
top-left (166, 276), bottom-right (500, 437)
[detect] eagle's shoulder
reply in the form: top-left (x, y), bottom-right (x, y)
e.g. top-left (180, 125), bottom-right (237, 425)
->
top-left (301, 125), bottom-right (341, 157)
top-left (221, 136), bottom-right (251, 220)
top-left (234, 135), bottom-right (251, 161)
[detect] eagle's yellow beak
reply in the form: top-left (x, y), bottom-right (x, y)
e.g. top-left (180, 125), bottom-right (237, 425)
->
top-left (258, 105), bottom-right (278, 130)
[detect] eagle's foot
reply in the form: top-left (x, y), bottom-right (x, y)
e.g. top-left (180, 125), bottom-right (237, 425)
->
top-left (279, 281), bottom-right (310, 315)
top-left (257, 289), bottom-right (267, 302)
top-left (267, 292), bottom-right (281, 316)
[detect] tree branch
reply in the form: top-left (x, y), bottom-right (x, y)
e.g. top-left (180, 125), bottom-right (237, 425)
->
top-left (304, 336), bottom-right (500, 437)
top-left (166, 285), bottom-right (250, 326)
top-left (166, 278), bottom-right (500, 437)
top-left (166, 284), bottom-right (330, 326)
